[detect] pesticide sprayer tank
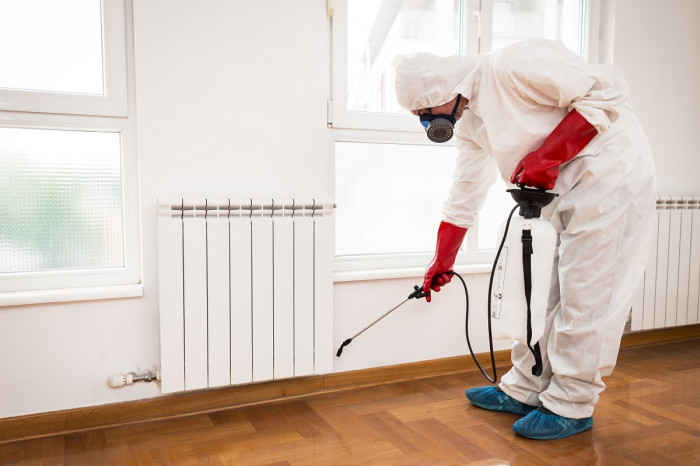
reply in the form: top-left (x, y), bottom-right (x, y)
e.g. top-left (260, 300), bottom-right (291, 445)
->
top-left (490, 188), bottom-right (557, 346)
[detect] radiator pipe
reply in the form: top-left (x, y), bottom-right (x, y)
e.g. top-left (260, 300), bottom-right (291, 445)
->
top-left (108, 366), bottom-right (160, 388)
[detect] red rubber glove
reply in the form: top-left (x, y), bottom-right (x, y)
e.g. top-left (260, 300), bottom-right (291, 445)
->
top-left (423, 221), bottom-right (467, 302)
top-left (510, 109), bottom-right (598, 190)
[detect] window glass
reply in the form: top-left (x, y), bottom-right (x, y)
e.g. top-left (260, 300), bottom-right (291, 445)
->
top-left (0, 127), bottom-right (123, 274)
top-left (347, 0), bottom-right (461, 114)
top-left (336, 141), bottom-right (455, 256)
top-left (492, 0), bottom-right (583, 54)
top-left (0, 0), bottom-right (104, 94)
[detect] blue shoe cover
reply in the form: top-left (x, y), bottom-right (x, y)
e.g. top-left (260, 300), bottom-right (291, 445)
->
top-left (512, 406), bottom-right (593, 440)
top-left (465, 386), bottom-right (538, 416)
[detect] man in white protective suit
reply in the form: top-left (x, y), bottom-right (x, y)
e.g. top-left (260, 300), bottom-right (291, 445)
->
top-left (395, 39), bottom-right (656, 440)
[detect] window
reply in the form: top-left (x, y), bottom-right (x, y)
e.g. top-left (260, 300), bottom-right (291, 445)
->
top-left (0, 0), bottom-right (140, 304)
top-left (331, 0), bottom-right (594, 275)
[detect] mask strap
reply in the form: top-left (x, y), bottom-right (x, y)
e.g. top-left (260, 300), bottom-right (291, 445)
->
top-left (449, 95), bottom-right (462, 122)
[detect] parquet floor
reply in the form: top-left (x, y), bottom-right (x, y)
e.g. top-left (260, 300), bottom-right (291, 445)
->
top-left (2, 338), bottom-right (698, 465)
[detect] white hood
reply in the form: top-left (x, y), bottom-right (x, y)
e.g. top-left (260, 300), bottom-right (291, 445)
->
top-left (395, 52), bottom-right (484, 111)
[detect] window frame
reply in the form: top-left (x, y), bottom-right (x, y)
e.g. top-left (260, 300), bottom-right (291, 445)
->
top-left (0, 0), bottom-right (141, 305)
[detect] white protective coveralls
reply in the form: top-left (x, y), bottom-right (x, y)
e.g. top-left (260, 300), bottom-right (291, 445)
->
top-left (395, 39), bottom-right (656, 419)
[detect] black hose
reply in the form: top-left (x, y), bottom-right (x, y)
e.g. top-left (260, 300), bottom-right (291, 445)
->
top-left (459, 203), bottom-right (526, 384)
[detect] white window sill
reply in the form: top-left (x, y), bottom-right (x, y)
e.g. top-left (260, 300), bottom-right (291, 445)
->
top-left (0, 284), bottom-right (144, 307)
top-left (333, 263), bottom-right (494, 283)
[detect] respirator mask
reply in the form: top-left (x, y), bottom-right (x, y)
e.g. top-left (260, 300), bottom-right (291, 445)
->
top-left (419, 95), bottom-right (463, 143)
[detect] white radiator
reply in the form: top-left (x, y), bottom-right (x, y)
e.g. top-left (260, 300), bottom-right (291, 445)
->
top-left (157, 198), bottom-right (334, 394)
top-left (631, 196), bottom-right (700, 331)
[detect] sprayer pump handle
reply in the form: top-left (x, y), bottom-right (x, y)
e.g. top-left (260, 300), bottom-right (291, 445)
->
top-left (408, 285), bottom-right (431, 300)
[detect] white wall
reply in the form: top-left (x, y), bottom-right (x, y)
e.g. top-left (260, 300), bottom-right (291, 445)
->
top-left (1, 0), bottom-right (698, 420)
top-left (134, 1), bottom-right (330, 200)
top-left (613, 0), bottom-right (700, 195)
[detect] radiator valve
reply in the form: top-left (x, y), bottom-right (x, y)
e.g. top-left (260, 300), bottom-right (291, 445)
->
top-left (108, 365), bottom-right (160, 388)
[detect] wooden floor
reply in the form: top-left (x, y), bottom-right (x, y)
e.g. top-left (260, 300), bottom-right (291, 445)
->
top-left (2, 338), bottom-right (698, 465)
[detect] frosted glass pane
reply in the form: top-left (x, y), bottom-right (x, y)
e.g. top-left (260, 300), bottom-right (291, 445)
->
top-left (336, 141), bottom-right (456, 256)
top-left (0, 127), bottom-right (123, 273)
top-left (477, 178), bottom-right (516, 250)
top-left (492, 0), bottom-right (583, 55)
top-left (0, 0), bottom-right (104, 94)
top-left (348, 0), bottom-right (460, 114)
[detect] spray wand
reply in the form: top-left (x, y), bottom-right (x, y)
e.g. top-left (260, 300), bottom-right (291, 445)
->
top-left (335, 284), bottom-right (430, 357)
top-left (334, 268), bottom-right (498, 384)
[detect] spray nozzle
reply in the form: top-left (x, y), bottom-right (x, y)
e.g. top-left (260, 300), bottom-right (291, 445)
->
top-left (336, 338), bottom-right (353, 357)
